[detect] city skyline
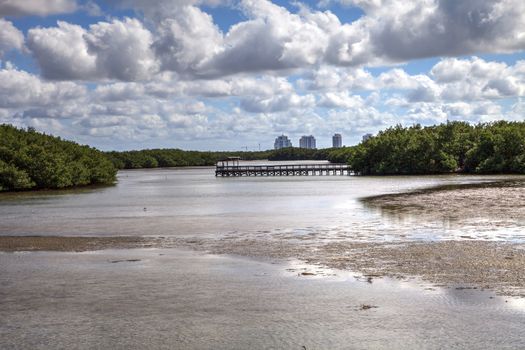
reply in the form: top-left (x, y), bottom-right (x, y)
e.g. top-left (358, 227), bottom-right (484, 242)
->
top-left (0, 1), bottom-right (524, 151)
top-left (274, 133), bottom-right (349, 150)
top-left (299, 135), bottom-right (316, 149)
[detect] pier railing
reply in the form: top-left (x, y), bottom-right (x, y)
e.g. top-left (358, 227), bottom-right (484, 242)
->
top-left (215, 163), bottom-right (353, 176)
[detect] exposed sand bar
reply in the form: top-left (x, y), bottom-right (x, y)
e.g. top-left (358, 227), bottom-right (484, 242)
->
top-left (362, 179), bottom-right (525, 225)
top-left (178, 238), bottom-right (525, 297)
top-left (2, 235), bottom-right (525, 296)
top-left (2, 180), bottom-right (525, 296)
top-left (0, 236), bottom-right (149, 252)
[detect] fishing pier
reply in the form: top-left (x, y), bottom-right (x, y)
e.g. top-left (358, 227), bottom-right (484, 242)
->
top-left (215, 158), bottom-right (353, 177)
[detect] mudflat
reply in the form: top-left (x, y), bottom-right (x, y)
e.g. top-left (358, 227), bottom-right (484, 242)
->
top-left (3, 235), bottom-right (525, 297)
top-left (2, 179), bottom-right (525, 297)
top-left (362, 180), bottom-right (525, 226)
top-left (0, 236), bottom-right (148, 252)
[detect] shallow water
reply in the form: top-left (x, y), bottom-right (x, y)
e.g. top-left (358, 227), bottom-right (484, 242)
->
top-left (2, 249), bottom-right (525, 350)
top-left (0, 164), bottom-right (523, 242)
top-left (2, 164), bottom-right (525, 348)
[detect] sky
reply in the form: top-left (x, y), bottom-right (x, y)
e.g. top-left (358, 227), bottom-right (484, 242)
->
top-left (0, 0), bottom-right (525, 151)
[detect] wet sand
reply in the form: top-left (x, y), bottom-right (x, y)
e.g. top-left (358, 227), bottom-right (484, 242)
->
top-left (3, 248), bottom-right (525, 349)
top-left (177, 238), bottom-right (525, 297)
top-left (2, 235), bottom-right (525, 297)
top-left (362, 179), bottom-right (525, 225)
top-left (2, 179), bottom-right (525, 298)
top-left (176, 179), bottom-right (525, 296)
top-left (0, 236), bottom-right (148, 252)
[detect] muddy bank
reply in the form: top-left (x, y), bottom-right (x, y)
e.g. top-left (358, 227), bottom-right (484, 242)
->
top-left (2, 235), bottom-right (525, 296)
top-left (179, 238), bottom-right (525, 297)
top-left (362, 180), bottom-right (525, 225)
top-left (0, 236), bottom-right (149, 252)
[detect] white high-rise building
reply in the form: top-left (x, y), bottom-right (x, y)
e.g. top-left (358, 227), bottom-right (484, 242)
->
top-left (299, 135), bottom-right (316, 149)
top-left (274, 135), bottom-right (292, 149)
top-left (362, 133), bottom-right (373, 142)
top-left (332, 133), bottom-right (342, 148)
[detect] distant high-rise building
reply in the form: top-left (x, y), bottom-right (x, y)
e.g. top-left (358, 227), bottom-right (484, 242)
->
top-left (332, 133), bottom-right (342, 148)
top-left (362, 133), bottom-right (373, 142)
top-left (299, 135), bottom-right (316, 149)
top-left (274, 134), bottom-right (292, 149)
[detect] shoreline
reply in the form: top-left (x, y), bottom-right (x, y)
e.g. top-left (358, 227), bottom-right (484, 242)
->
top-left (0, 236), bottom-right (149, 252)
top-left (2, 235), bottom-right (525, 297)
top-left (2, 178), bottom-right (524, 297)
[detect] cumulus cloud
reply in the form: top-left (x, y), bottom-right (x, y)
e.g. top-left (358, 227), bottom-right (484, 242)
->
top-left (443, 101), bottom-right (502, 120)
top-left (28, 18), bottom-right (157, 81)
top-left (0, 67), bottom-right (85, 109)
top-left (201, 1), bottom-right (331, 76)
top-left (153, 5), bottom-right (223, 75)
top-left (329, 0), bottom-right (525, 63)
top-left (210, 0), bottom-right (525, 73)
top-left (298, 66), bottom-right (375, 91)
top-left (27, 21), bottom-right (97, 80)
top-left (94, 82), bottom-right (146, 101)
top-left (431, 57), bottom-right (525, 101)
top-left (22, 0), bottom-right (525, 82)
top-left (85, 18), bottom-right (158, 80)
top-left (5, 0), bottom-right (525, 149)
top-left (0, 19), bottom-right (24, 58)
top-left (0, 0), bottom-right (77, 16)
top-left (318, 91), bottom-right (364, 108)
top-left (81, 0), bottom-right (102, 16)
top-left (240, 93), bottom-right (315, 113)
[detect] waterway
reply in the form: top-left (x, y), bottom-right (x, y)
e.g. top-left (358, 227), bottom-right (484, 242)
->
top-left (1, 163), bottom-right (525, 349)
top-left (0, 163), bottom-right (523, 241)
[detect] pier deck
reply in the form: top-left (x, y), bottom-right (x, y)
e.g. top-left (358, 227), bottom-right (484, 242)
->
top-left (215, 163), bottom-right (353, 176)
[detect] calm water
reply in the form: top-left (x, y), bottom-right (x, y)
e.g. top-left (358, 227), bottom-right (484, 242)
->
top-left (2, 248), bottom-right (525, 349)
top-left (0, 163), bottom-right (523, 241)
top-left (2, 163), bottom-right (525, 349)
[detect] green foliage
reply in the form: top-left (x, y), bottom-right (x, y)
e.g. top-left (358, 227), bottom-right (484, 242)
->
top-left (107, 147), bottom-right (342, 169)
top-left (0, 124), bottom-right (117, 191)
top-left (267, 147), bottom-right (335, 161)
top-left (106, 149), bottom-right (273, 169)
top-left (334, 121), bottom-right (525, 175)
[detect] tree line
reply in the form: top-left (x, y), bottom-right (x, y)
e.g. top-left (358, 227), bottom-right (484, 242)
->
top-left (331, 121), bottom-right (525, 175)
top-left (2, 120), bottom-right (525, 192)
top-left (105, 121), bottom-right (525, 175)
top-left (0, 124), bottom-right (117, 191)
top-left (106, 149), bottom-right (272, 169)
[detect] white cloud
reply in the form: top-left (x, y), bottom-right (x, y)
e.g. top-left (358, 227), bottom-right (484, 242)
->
top-left (318, 91), bottom-right (364, 108)
top-left (0, 19), bottom-right (24, 58)
top-left (94, 82), bottom-right (146, 101)
top-left (22, 0), bottom-right (525, 82)
top-left (0, 67), bottom-right (85, 109)
top-left (5, 0), bottom-right (525, 149)
top-left (333, 0), bottom-right (525, 63)
top-left (81, 0), bottom-right (102, 16)
top-left (27, 21), bottom-right (97, 80)
top-left (298, 66), bottom-right (375, 91)
top-left (240, 93), bottom-right (315, 113)
top-left (28, 18), bottom-right (157, 81)
top-left (85, 18), bottom-right (158, 81)
top-left (153, 5), bottom-right (223, 75)
top-left (0, 0), bottom-right (77, 16)
top-left (432, 57), bottom-right (525, 101)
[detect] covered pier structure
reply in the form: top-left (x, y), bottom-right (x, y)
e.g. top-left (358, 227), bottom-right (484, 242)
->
top-left (215, 159), bottom-right (353, 177)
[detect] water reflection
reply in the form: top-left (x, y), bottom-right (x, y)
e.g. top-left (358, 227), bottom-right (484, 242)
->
top-left (2, 248), bottom-right (525, 349)
top-left (361, 178), bottom-right (525, 242)
top-left (0, 166), bottom-right (524, 243)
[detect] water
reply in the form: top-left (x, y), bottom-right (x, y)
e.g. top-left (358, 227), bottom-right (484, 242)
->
top-left (2, 249), bottom-right (525, 349)
top-left (2, 164), bottom-right (525, 349)
top-left (0, 164), bottom-right (523, 241)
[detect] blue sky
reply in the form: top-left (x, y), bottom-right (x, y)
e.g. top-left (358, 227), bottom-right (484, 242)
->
top-left (1, 0), bottom-right (524, 150)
